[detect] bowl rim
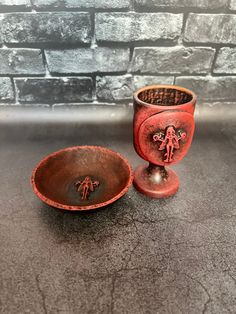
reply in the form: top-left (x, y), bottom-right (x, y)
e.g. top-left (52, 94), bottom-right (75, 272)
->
top-left (31, 145), bottom-right (133, 211)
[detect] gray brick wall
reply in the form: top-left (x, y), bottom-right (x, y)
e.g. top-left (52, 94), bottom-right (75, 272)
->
top-left (0, 0), bottom-right (236, 107)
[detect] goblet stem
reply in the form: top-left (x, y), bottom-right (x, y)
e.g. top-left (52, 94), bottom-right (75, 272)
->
top-left (146, 163), bottom-right (168, 184)
top-left (133, 163), bottom-right (179, 198)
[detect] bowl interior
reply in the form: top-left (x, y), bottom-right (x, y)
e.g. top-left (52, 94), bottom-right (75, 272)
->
top-left (33, 147), bottom-right (132, 208)
top-left (137, 87), bottom-right (193, 106)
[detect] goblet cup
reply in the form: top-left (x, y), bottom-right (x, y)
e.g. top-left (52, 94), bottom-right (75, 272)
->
top-left (133, 85), bottom-right (196, 198)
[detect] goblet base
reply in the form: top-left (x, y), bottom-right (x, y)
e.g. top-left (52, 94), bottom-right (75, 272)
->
top-left (133, 164), bottom-right (179, 198)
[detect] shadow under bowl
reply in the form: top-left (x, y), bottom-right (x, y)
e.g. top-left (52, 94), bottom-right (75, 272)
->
top-left (31, 146), bottom-right (133, 211)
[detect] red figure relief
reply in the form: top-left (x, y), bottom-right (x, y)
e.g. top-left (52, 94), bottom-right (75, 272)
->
top-left (153, 126), bottom-right (186, 163)
top-left (75, 176), bottom-right (99, 200)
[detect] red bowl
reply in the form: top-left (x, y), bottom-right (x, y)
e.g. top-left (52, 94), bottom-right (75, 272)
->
top-left (31, 146), bottom-right (133, 211)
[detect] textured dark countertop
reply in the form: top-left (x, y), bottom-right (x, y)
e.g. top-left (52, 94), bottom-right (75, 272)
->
top-left (0, 105), bottom-right (236, 314)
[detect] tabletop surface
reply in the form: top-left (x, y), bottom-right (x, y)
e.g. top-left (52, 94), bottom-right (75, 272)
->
top-left (0, 106), bottom-right (236, 314)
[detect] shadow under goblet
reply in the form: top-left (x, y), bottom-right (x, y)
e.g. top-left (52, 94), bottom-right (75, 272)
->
top-left (133, 85), bottom-right (196, 198)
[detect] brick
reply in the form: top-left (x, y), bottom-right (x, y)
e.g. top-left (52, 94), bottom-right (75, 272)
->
top-left (214, 48), bottom-right (236, 74)
top-left (0, 49), bottom-right (44, 75)
top-left (96, 75), bottom-right (133, 101)
top-left (45, 48), bottom-right (129, 74)
top-left (130, 47), bottom-right (215, 74)
top-left (135, 0), bottom-right (228, 9)
top-left (32, 0), bottom-right (130, 9)
top-left (0, 13), bottom-right (91, 44)
top-left (230, 0), bottom-right (236, 10)
top-left (0, 0), bottom-right (30, 6)
top-left (133, 76), bottom-right (174, 90)
top-left (175, 76), bottom-right (236, 101)
top-left (95, 13), bottom-right (182, 43)
top-left (0, 78), bottom-right (14, 102)
top-left (15, 78), bottom-right (93, 104)
top-left (184, 14), bottom-right (236, 44)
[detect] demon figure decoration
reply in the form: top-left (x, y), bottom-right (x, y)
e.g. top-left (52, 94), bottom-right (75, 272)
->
top-left (75, 176), bottom-right (99, 200)
top-left (153, 126), bottom-right (186, 163)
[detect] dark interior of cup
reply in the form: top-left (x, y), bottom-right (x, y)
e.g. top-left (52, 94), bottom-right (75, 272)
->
top-left (33, 147), bottom-right (131, 208)
top-left (138, 87), bottom-right (193, 106)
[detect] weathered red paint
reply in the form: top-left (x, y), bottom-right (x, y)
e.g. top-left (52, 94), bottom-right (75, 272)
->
top-left (133, 85), bottom-right (196, 198)
top-left (31, 146), bottom-right (133, 211)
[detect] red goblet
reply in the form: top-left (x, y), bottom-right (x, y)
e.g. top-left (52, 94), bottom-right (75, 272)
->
top-left (133, 85), bottom-right (196, 198)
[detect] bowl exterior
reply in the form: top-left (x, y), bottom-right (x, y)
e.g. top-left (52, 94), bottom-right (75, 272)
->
top-left (31, 146), bottom-right (133, 211)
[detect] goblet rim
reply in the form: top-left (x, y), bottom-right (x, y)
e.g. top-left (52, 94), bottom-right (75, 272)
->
top-left (133, 84), bottom-right (197, 110)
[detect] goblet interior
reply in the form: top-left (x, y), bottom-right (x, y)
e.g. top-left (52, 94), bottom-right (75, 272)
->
top-left (137, 87), bottom-right (193, 106)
